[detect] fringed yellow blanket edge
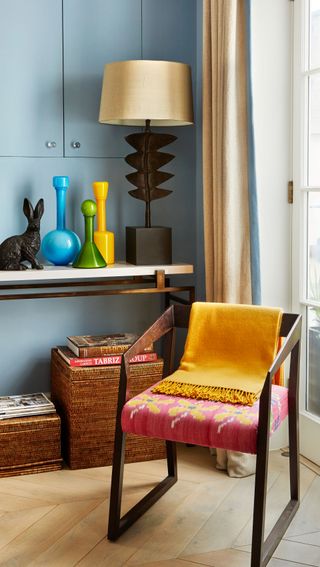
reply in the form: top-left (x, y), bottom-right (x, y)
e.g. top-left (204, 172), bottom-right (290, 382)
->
top-left (152, 380), bottom-right (258, 406)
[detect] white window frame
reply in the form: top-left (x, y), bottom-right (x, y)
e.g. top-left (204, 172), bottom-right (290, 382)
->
top-left (292, 0), bottom-right (320, 464)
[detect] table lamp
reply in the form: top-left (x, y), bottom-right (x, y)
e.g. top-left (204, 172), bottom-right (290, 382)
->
top-left (99, 59), bottom-right (194, 265)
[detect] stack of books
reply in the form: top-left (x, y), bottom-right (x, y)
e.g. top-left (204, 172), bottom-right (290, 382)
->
top-left (0, 393), bottom-right (56, 420)
top-left (56, 332), bottom-right (157, 367)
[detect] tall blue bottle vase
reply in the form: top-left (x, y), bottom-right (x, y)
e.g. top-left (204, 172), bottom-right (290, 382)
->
top-left (41, 176), bottom-right (81, 266)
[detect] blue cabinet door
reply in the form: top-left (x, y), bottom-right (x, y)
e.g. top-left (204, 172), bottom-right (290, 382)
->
top-left (63, 0), bottom-right (141, 158)
top-left (0, 0), bottom-right (63, 157)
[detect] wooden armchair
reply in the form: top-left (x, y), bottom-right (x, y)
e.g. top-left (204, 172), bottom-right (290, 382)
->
top-left (107, 304), bottom-right (301, 567)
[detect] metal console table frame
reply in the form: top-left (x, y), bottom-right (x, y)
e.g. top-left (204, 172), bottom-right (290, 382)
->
top-left (0, 263), bottom-right (195, 305)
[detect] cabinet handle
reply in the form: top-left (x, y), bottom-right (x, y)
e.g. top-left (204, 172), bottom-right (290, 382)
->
top-left (71, 141), bottom-right (81, 149)
top-left (46, 141), bottom-right (56, 149)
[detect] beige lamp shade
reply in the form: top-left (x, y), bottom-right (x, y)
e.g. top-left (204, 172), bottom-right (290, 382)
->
top-left (99, 60), bottom-right (194, 127)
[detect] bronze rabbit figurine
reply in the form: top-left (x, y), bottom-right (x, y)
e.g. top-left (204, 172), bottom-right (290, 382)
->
top-left (0, 198), bottom-right (44, 270)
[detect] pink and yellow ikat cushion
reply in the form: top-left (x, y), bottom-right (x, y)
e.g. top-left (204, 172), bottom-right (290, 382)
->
top-left (121, 384), bottom-right (288, 454)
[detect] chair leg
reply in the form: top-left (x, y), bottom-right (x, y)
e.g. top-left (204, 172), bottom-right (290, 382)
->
top-left (251, 383), bottom-right (300, 566)
top-left (166, 440), bottom-right (177, 477)
top-left (107, 435), bottom-right (178, 541)
top-left (288, 343), bottom-right (300, 504)
top-left (251, 455), bottom-right (300, 567)
top-left (254, 460), bottom-right (299, 567)
top-left (251, 434), bottom-right (269, 567)
top-left (107, 428), bottom-right (127, 541)
top-left (288, 397), bottom-right (299, 502)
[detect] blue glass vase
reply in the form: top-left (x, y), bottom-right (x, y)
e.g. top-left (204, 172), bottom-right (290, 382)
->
top-left (42, 176), bottom-right (81, 266)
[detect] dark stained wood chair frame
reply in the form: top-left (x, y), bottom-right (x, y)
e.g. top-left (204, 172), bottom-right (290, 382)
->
top-left (107, 304), bottom-right (302, 567)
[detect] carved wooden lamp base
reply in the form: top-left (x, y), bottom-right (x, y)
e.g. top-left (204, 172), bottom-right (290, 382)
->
top-left (124, 127), bottom-right (174, 266)
top-left (126, 227), bottom-right (172, 265)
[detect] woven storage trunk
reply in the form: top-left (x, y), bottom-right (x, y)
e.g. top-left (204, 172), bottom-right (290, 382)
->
top-left (51, 349), bottom-right (166, 469)
top-left (0, 413), bottom-right (62, 477)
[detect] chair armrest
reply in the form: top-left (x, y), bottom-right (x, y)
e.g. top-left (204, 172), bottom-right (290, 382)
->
top-left (118, 306), bottom-right (175, 400)
top-left (268, 314), bottom-right (302, 379)
top-left (258, 313), bottom-right (302, 440)
top-left (123, 305), bottom-right (175, 363)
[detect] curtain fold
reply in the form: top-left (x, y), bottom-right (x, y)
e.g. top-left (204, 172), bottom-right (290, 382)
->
top-left (202, 0), bottom-right (261, 477)
top-left (203, 0), bottom-right (261, 305)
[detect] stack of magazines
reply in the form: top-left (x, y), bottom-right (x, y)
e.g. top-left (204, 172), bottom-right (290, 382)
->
top-left (0, 393), bottom-right (56, 420)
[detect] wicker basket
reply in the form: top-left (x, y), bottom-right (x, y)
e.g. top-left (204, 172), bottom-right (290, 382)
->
top-left (0, 413), bottom-right (62, 477)
top-left (51, 349), bottom-right (166, 469)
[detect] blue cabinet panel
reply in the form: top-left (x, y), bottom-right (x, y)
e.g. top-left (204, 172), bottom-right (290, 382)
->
top-left (63, 0), bottom-right (142, 158)
top-left (0, 0), bottom-right (63, 157)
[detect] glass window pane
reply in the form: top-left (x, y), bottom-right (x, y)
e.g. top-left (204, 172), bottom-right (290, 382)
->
top-left (308, 192), bottom-right (320, 299)
top-left (310, 0), bottom-right (320, 69)
top-left (307, 307), bottom-right (320, 417)
top-left (309, 74), bottom-right (320, 185)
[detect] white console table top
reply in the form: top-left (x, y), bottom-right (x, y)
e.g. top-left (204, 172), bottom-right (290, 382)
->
top-left (0, 262), bottom-right (194, 284)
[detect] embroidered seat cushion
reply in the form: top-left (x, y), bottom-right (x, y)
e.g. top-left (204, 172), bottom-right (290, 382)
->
top-left (121, 384), bottom-right (288, 455)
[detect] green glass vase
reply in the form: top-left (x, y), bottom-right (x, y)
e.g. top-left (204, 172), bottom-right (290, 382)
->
top-left (73, 200), bottom-right (107, 268)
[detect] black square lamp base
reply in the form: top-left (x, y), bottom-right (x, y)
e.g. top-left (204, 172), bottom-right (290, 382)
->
top-left (126, 227), bottom-right (172, 265)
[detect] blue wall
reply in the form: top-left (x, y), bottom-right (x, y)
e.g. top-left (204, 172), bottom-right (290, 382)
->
top-left (0, 0), bottom-right (198, 395)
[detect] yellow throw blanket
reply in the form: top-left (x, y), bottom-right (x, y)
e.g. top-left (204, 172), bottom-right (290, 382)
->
top-left (152, 302), bottom-right (283, 405)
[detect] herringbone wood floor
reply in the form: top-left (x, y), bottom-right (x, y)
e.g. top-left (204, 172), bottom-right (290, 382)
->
top-left (0, 445), bottom-right (319, 567)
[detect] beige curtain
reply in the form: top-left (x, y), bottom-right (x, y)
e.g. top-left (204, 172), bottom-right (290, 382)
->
top-left (203, 0), bottom-right (259, 477)
top-left (203, 0), bottom-right (253, 304)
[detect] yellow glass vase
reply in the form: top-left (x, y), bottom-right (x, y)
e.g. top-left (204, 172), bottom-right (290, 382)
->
top-left (92, 181), bottom-right (115, 264)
